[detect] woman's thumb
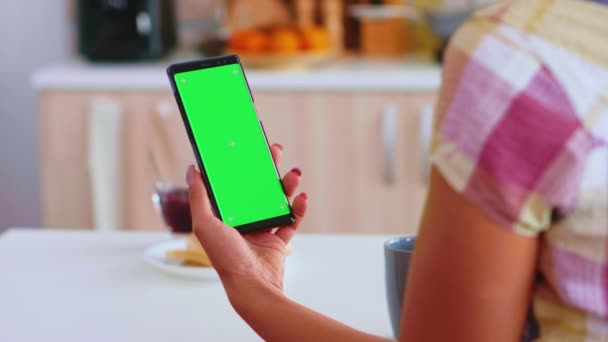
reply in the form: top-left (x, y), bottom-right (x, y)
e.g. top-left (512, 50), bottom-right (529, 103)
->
top-left (186, 165), bottom-right (214, 221)
top-left (186, 165), bottom-right (235, 254)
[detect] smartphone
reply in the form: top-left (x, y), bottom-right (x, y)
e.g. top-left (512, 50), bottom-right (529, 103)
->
top-left (167, 55), bottom-right (295, 234)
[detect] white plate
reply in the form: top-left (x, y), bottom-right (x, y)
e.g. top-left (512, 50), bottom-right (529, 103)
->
top-left (143, 239), bottom-right (219, 281)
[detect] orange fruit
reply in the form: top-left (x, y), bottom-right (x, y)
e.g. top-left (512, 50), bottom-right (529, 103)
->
top-left (268, 28), bottom-right (301, 55)
top-left (228, 29), bottom-right (252, 50)
top-left (301, 26), bottom-right (332, 51)
top-left (228, 29), bottom-right (268, 54)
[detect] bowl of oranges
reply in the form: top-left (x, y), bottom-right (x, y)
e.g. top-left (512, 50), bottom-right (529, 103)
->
top-left (227, 25), bottom-right (336, 69)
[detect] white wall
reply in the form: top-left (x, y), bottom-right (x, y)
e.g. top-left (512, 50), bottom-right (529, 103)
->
top-left (0, 2), bottom-right (71, 229)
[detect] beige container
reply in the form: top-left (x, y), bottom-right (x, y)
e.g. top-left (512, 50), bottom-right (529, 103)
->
top-left (360, 17), bottom-right (409, 57)
top-left (352, 5), bottom-right (416, 57)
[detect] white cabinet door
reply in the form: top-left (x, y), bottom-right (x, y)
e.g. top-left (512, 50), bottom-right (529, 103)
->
top-left (255, 91), bottom-right (435, 234)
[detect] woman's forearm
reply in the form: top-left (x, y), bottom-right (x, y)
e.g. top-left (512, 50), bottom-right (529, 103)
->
top-left (227, 279), bottom-right (392, 342)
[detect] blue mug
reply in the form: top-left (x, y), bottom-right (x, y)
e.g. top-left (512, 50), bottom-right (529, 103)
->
top-left (384, 236), bottom-right (415, 338)
top-left (384, 236), bottom-right (538, 341)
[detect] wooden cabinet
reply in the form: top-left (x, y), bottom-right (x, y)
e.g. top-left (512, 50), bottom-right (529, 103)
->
top-left (38, 90), bottom-right (435, 234)
top-left (255, 92), bottom-right (434, 234)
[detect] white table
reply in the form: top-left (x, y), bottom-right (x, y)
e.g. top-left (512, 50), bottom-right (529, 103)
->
top-left (0, 229), bottom-right (395, 341)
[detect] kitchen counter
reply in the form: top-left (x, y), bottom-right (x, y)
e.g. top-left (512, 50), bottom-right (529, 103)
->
top-left (32, 58), bottom-right (442, 92)
top-left (0, 229), bottom-right (395, 341)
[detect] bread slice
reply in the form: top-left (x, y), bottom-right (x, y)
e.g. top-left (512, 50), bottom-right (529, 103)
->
top-left (165, 233), bottom-right (212, 267)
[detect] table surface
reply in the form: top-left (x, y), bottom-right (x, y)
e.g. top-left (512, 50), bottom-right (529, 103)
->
top-left (0, 229), bottom-right (395, 342)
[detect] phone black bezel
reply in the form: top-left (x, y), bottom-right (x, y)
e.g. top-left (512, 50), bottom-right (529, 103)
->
top-left (166, 55), bottom-right (296, 234)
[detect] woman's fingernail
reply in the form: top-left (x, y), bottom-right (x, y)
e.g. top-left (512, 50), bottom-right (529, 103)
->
top-left (291, 168), bottom-right (302, 176)
top-left (301, 192), bottom-right (308, 200)
top-left (276, 144), bottom-right (284, 151)
top-left (186, 165), bottom-right (195, 186)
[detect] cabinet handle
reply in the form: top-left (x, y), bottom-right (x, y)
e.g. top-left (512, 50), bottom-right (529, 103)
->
top-left (151, 100), bottom-right (177, 182)
top-left (87, 97), bottom-right (123, 231)
top-left (382, 103), bottom-right (398, 185)
top-left (419, 104), bottom-right (434, 184)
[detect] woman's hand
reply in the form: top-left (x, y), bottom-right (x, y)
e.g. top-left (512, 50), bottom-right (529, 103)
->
top-left (186, 145), bottom-right (392, 342)
top-left (185, 143), bottom-right (308, 295)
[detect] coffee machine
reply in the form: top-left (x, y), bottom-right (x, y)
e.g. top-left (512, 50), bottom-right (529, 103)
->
top-left (78, 0), bottom-right (177, 61)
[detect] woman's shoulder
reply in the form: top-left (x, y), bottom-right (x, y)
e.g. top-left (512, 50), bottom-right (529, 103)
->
top-left (444, 0), bottom-right (608, 139)
top-left (431, 0), bottom-right (608, 236)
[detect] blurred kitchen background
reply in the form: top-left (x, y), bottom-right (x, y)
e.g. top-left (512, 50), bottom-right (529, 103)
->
top-left (1, 0), bottom-right (497, 234)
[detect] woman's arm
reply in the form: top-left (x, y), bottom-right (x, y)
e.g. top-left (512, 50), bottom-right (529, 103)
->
top-left (226, 278), bottom-right (391, 342)
top-left (189, 149), bottom-right (540, 341)
top-left (218, 169), bottom-right (539, 342)
top-left (400, 169), bottom-right (540, 341)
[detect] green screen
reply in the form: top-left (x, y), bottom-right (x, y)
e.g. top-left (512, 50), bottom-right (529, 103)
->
top-left (175, 63), bottom-right (290, 227)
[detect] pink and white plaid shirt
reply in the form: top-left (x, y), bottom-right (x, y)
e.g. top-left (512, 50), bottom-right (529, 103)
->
top-left (431, 0), bottom-right (608, 340)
